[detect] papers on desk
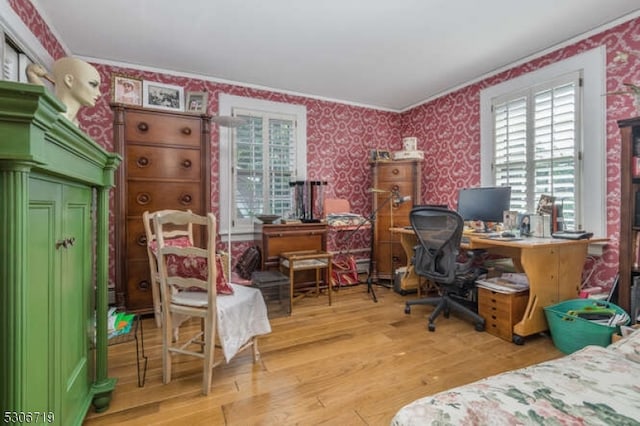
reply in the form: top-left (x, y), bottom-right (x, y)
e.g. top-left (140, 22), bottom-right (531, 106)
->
top-left (476, 273), bottom-right (529, 293)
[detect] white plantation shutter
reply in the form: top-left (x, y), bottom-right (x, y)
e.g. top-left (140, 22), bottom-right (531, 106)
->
top-left (233, 109), bottom-right (297, 229)
top-left (492, 73), bottom-right (581, 229)
top-left (3, 40), bottom-right (18, 81)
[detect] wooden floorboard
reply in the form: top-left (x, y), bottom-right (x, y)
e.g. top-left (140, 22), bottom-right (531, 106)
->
top-left (84, 285), bottom-right (562, 425)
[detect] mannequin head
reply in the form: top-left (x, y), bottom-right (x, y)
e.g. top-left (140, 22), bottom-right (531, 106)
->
top-left (51, 57), bottom-right (101, 125)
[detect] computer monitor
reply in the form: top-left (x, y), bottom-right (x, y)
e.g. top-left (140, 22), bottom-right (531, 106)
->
top-left (456, 186), bottom-right (511, 231)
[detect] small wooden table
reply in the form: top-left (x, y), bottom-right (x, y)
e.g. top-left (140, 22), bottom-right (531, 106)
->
top-left (280, 250), bottom-right (333, 313)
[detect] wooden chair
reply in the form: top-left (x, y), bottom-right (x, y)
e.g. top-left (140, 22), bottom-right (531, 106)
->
top-left (154, 210), bottom-right (263, 395)
top-left (142, 209), bottom-right (194, 329)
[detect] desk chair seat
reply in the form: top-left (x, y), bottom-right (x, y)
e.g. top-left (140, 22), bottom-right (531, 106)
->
top-left (404, 207), bottom-right (486, 332)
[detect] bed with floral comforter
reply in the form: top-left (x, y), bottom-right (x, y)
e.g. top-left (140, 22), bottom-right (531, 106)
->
top-left (391, 329), bottom-right (640, 426)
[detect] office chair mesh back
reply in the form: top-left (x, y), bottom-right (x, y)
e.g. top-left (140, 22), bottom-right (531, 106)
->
top-left (411, 207), bottom-right (464, 285)
top-left (405, 206), bottom-right (485, 332)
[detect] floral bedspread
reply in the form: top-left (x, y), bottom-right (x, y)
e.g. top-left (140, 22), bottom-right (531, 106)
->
top-left (392, 332), bottom-right (640, 426)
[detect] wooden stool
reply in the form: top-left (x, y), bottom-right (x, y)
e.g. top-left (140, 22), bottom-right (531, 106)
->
top-left (280, 250), bottom-right (333, 313)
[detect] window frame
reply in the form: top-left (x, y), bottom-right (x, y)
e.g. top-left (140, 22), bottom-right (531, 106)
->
top-left (218, 93), bottom-right (307, 241)
top-left (480, 46), bottom-right (606, 236)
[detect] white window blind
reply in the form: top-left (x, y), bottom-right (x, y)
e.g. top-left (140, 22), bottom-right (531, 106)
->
top-left (233, 109), bottom-right (297, 228)
top-left (218, 94), bottom-right (307, 240)
top-left (492, 73), bottom-right (581, 229)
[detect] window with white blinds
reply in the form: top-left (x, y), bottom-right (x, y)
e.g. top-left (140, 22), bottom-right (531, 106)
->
top-left (232, 109), bottom-right (298, 228)
top-left (218, 94), bottom-right (307, 239)
top-left (2, 37), bottom-right (33, 83)
top-left (481, 47), bottom-right (606, 236)
top-left (493, 74), bottom-right (581, 229)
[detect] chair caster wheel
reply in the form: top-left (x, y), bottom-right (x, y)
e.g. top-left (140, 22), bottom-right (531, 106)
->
top-left (475, 323), bottom-right (485, 332)
top-left (512, 335), bottom-right (525, 345)
top-left (428, 323), bottom-right (436, 332)
top-left (404, 305), bottom-right (411, 314)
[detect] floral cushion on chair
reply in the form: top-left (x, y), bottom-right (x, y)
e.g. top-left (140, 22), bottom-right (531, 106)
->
top-left (149, 237), bottom-right (234, 295)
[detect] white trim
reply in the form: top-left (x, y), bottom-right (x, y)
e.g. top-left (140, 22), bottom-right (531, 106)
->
top-left (218, 93), bottom-right (307, 240)
top-left (480, 46), bottom-right (606, 237)
top-left (80, 55), bottom-right (398, 113)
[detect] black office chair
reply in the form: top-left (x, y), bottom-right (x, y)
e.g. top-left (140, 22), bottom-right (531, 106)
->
top-left (404, 206), bottom-right (486, 332)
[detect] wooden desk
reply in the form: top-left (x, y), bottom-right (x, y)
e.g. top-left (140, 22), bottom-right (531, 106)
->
top-left (464, 234), bottom-right (607, 343)
top-left (391, 227), bottom-right (607, 344)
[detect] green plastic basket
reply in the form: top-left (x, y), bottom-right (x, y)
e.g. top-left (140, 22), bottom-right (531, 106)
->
top-left (543, 299), bottom-right (629, 354)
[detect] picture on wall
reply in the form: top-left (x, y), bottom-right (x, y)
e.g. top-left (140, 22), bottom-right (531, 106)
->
top-left (112, 75), bottom-right (142, 106)
top-left (142, 81), bottom-right (184, 111)
top-left (186, 91), bottom-right (208, 114)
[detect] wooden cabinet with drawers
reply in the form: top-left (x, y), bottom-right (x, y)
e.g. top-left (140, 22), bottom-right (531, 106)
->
top-left (112, 104), bottom-right (211, 312)
top-left (371, 160), bottom-right (422, 280)
top-left (478, 288), bottom-right (529, 342)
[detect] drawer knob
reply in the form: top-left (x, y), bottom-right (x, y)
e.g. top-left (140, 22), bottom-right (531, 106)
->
top-left (136, 192), bottom-right (151, 205)
top-left (180, 193), bottom-right (193, 205)
top-left (137, 234), bottom-right (147, 246)
top-left (136, 156), bottom-right (150, 167)
top-left (182, 159), bottom-right (192, 168)
top-left (138, 280), bottom-right (150, 291)
top-left (137, 122), bottom-right (149, 132)
top-left (392, 168), bottom-right (399, 175)
top-left (181, 127), bottom-right (192, 135)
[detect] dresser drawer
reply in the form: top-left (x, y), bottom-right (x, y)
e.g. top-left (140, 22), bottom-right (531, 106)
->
top-left (124, 110), bottom-right (201, 147)
top-left (376, 163), bottom-right (416, 182)
top-left (127, 181), bottom-right (203, 215)
top-left (126, 219), bottom-right (149, 261)
top-left (125, 260), bottom-right (154, 312)
top-left (126, 145), bottom-right (201, 180)
top-left (478, 288), bottom-right (529, 342)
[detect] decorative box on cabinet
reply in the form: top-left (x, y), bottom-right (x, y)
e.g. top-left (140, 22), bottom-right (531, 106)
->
top-left (370, 160), bottom-right (422, 280)
top-left (618, 116), bottom-right (640, 313)
top-left (0, 82), bottom-right (120, 424)
top-left (478, 288), bottom-right (529, 343)
top-left (112, 104), bottom-right (211, 313)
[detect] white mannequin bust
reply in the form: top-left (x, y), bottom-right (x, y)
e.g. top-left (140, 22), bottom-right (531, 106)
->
top-left (51, 57), bottom-right (101, 125)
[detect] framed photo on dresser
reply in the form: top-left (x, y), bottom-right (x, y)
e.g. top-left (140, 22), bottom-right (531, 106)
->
top-left (112, 75), bottom-right (142, 106)
top-left (186, 91), bottom-right (208, 113)
top-left (142, 81), bottom-right (184, 111)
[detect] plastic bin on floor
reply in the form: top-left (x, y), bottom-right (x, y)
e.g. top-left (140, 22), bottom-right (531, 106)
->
top-left (543, 299), bottom-right (629, 354)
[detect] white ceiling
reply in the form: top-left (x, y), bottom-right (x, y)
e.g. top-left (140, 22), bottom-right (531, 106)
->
top-left (32, 0), bottom-right (640, 112)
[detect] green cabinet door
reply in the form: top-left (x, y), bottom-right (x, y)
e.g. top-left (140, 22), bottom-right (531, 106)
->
top-left (28, 177), bottom-right (93, 425)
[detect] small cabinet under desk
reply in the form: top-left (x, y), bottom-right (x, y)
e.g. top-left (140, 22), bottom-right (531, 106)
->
top-left (478, 288), bottom-right (529, 343)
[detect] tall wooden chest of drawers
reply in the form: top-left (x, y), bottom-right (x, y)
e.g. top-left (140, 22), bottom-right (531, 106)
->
top-left (112, 105), bottom-right (211, 312)
top-left (370, 160), bottom-right (422, 280)
top-left (478, 287), bottom-right (529, 342)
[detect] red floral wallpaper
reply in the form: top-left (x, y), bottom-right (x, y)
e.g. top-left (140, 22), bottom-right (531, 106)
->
top-left (12, 0), bottom-right (640, 292)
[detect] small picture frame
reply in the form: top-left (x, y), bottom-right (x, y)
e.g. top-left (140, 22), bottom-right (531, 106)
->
top-left (185, 91), bottom-right (208, 114)
top-left (112, 75), bottom-right (142, 106)
top-left (536, 194), bottom-right (556, 215)
top-left (372, 150), bottom-right (391, 162)
top-left (142, 81), bottom-right (184, 111)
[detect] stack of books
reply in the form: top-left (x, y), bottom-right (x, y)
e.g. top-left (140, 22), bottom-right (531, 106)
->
top-left (476, 273), bottom-right (529, 293)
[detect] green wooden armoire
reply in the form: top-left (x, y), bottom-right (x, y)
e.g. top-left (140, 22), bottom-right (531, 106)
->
top-left (0, 82), bottom-right (120, 425)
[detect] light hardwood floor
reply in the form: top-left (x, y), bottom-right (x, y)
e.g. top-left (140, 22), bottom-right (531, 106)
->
top-left (85, 285), bottom-right (562, 425)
